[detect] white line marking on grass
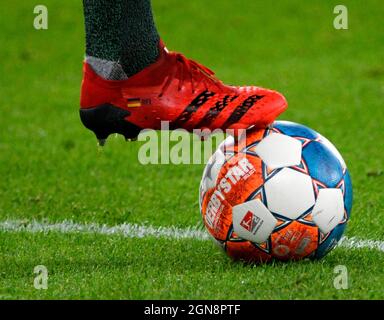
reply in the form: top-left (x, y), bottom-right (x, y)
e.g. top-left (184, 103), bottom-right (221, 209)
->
top-left (0, 219), bottom-right (383, 253)
top-left (338, 237), bottom-right (384, 252)
top-left (0, 219), bottom-right (210, 240)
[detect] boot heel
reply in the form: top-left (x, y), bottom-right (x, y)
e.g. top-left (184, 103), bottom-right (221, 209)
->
top-left (79, 104), bottom-right (142, 146)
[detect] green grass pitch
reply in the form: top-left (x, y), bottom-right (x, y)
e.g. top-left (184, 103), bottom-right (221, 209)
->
top-left (0, 0), bottom-right (383, 299)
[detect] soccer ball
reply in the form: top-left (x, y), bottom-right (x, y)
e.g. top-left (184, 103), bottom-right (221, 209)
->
top-left (199, 121), bottom-right (352, 263)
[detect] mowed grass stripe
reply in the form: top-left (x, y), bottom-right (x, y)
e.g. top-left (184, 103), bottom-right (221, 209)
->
top-left (0, 219), bottom-right (383, 253)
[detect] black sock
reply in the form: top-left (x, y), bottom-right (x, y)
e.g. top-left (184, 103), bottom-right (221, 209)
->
top-left (83, 0), bottom-right (160, 79)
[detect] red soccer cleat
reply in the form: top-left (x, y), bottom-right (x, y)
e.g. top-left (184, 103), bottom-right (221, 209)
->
top-left (80, 42), bottom-right (287, 145)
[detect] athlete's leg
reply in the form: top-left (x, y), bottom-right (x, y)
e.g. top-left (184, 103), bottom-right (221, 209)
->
top-left (83, 0), bottom-right (159, 79)
top-left (80, 1), bottom-right (288, 145)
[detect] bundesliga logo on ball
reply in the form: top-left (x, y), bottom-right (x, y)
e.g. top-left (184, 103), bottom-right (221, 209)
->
top-left (200, 121), bottom-right (353, 263)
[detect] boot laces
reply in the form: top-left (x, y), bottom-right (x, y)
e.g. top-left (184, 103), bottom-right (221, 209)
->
top-left (158, 52), bottom-right (222, 97)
